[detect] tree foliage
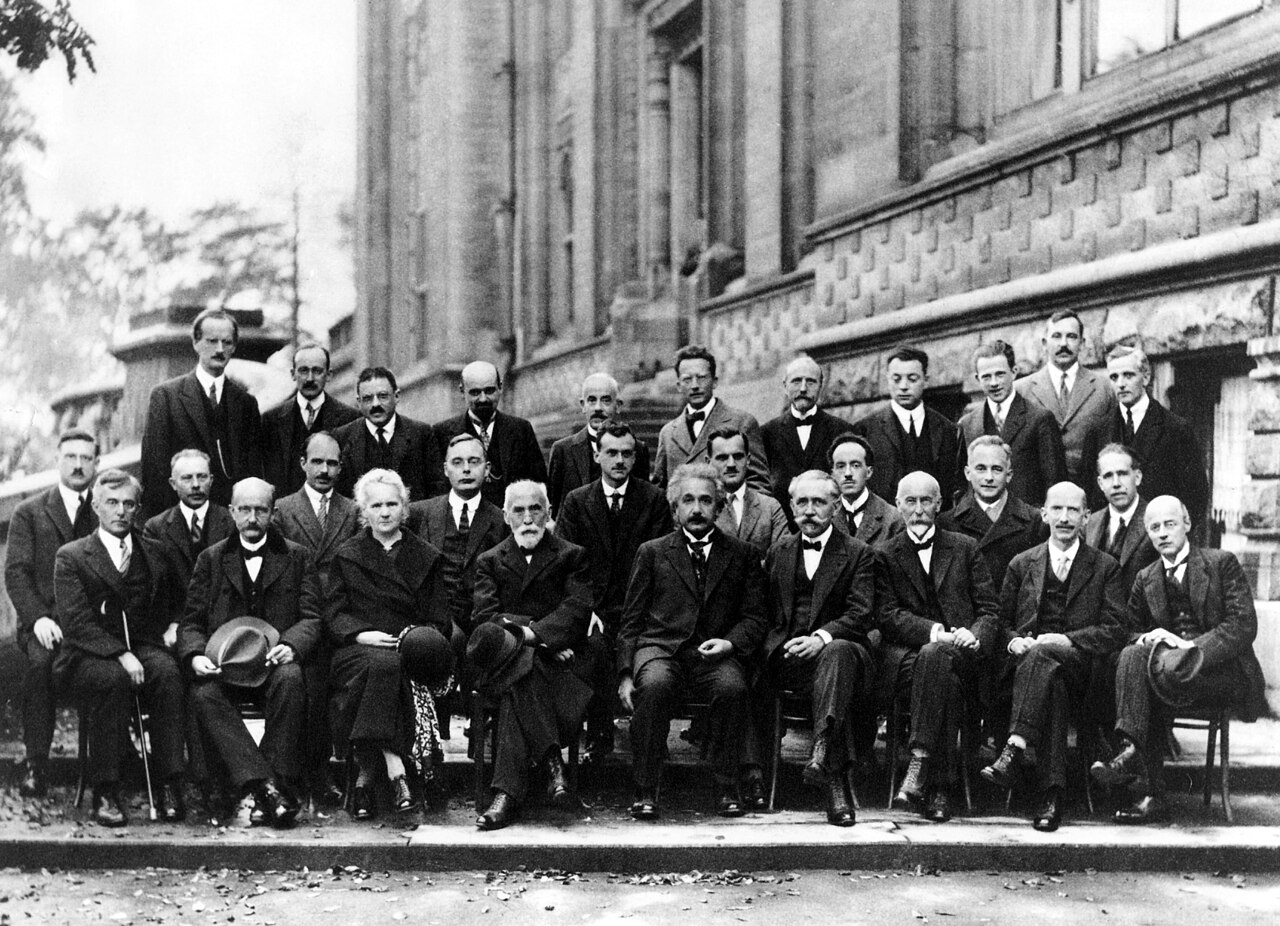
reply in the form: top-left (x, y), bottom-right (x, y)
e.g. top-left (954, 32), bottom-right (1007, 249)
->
top-left (0, 0), bottom-right (95, 81)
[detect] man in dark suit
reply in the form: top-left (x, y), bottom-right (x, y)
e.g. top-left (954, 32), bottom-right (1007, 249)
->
top-left (851, 345), bottom-right (958, 509)
top-left (1079, 344), bottom-right (1210, 525)
top-left (547, 372), bottom-right (651, 515)
top-left (1016, 310), bottom-right (1117, 484)
top-left (618, 463), bottom-right (769, 820)
top-left (471, 481), bottom-right (593, 830)
top-left (4, 429), bottom-right (99, 796)
top-left (708, 427), bottom-right (789, 560)
top-left (956, 341), bottom-right (1066, 507)
top-left (653, 345), bottom-right (770, 493)
top-left (556, 423), bottom-right (672, 761)
top-left (435, 361), bottom-right (548, 509)
top-left (761, 356), bottom-right (849, 527)
top-left (53, 470), bottom-right (185, 827)
top-left (752, 471), bottom-right (877, 826)
top-left (261, 344), bottom-right (361, 496)
top-left (179, 478), bottom-right (323, 827)
top-left (1084, 443), bottom-right (1158, 596)
top-left (880, 471), bottom-right (1000, 823)
top-left (334, 366), bottom-right (446, 502)
top-left (140, 308), bottom-right (264, 517)
top-left (827, 432), bottom-right (905, 546)
top-left (979, 482), bottom-right (1126, 831)
top-left (1092, 496), bottom-right (1268, 823)
top-left (272, 431), bottom-right (361, 807)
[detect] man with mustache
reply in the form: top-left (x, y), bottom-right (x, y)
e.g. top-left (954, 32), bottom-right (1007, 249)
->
top-left (261, 344), bottom-right (360, 496)
top-left (436, 361), bottom-right (548, 509)
top-left (333, 366), bottom-right (447, 502)
top-left (5, 429), bottom-right (100, 797)
top-left (140, 308), bottom-right (264, 517)
top-left (827, 432), bottom-right (905, 546)
top-left (547, 372), bottom-right (651, 515)
top-left (1016, 310), bottom-right (1116, 485)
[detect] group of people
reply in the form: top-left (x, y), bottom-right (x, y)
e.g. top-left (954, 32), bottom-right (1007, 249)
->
top-left (3, 307), bottom-right (1264, 838)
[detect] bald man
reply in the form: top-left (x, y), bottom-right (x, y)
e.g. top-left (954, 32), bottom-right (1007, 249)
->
top-left (980, 483), bottom-right (1125, 832)
top-left (436, 361), bottom-right (548, 509)
top-left (547, 372), bottom-right (651, 514)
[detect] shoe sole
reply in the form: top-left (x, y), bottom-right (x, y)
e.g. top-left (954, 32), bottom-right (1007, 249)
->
top-left (979, 766), bottom-right (1014, 790)
top-left (1089, 763), bottom-right (1135, 789)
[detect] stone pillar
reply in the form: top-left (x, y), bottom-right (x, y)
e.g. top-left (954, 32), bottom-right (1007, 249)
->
top-left (643, 34), bottom-right (671, 295)
top-left (1244, 336), bottom-right (1280, 594)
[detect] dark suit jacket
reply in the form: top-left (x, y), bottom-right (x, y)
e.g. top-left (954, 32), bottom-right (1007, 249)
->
top-left (408, 494), bottom-right (508, 630)
top-left (177, 531), bottom-right (323, 665)
top-left (764, 529), bottom-right (877, 658)
top-left (547, 426), bottom-right (652, 515)
top-left (714, 488), bottom-right (790, 561)
top-left (1127, 546), bottom-right (1267, 721)
top-left (473, 533), bottom-right (592, 653)
top-left (1084, 499), bottom-right (1159, 599)
top-left (851, 404), bottom-right (959, 510)
top-left (333, 414), bottom-right (447, 502)
top-left (760, 408), bottom-right (849, 524)
top-left (938, 492), bottom-right (1048, 590)
top-left (555, 478), bottom-right (672, 623)
top-left (652, 399), bottom-right (770, 494)
top-left (618, 530), bottom-right (769, 679)
top-left (831, 491), bottom-right (905, 548)
top-left (140, 372), bottom-right (263, 517)
top-left (142, 503), bottom-right (236, 626)
top-left (956, 393), bottom-right (1067, 506)
top-left (272, 488), bottom-right (361, 582)
top-left (1017, 364), bottom-right (1116, 483)
top-left (5, 486), bottom-right (97, 642)
top-left (1079, 399), bottom-right (1210, 524)
top-left (324, 530), bottom-right (452, 643)
top-left (999, 542), bottom-right (1126, 655)
top-left (261, 392), bottom-right (361, 495)
top-left (435, 410), bottom-right (548, 509)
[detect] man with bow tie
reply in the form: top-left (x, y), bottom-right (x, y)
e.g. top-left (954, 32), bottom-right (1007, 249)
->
top-left (827, 432), bottom-right (905, 547)
top-left (547, 372), bottom-right (651, 515)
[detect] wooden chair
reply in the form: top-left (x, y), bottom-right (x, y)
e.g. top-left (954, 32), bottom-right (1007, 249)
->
top-left (469, 690), bottom-right (579, 808)
top-left (765, 688), bottom-right (860, 812)
top-left (1171, 706), bottom-right (1233, 823)
top-left (884, 695), bottom-right (976, 811)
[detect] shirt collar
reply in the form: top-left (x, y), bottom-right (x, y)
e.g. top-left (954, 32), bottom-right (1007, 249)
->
top-left (449, 490), bottom-right (478, 515)
top-left (908, 524), bottom-right (935, 545)
top-left (468, 411), bottom-right (496, 434)
top-left (890, 401), bottom-right (924, 430)
top-left (194, 365), bottom-right (225, 395)
top-left (297, 391), bottom-right (326, 414)
top-left (57, 482), bottom-right (85, 515)
top-left (977, 493), bottom-right (1007, 516)
top-left (303, 483), bottom-right (331, 509)
top-left (1051, 362), bottom-right (1079, 392)
top-left (1050, 538), bottom-right (1081, 564)
top-left (1127, 391), bottom-right (1151, 427)
top-left (98, 528), bottom-right (130, 558)
top-left (365, 414), bottom-right (397, 440)
top-left (181, 500), bottom-right (210, 528)
top-left (842, 488), bottom-right (870, 513)
top-left (241, 535), bottom-right (268, 554)
top-left (1162, 543), bottom-right (1190, 571)
top-left (987, 393), bottom-right (1015, 420)
top-left (1109, 496), bottom-right (1141, 523)
top-left (804, 525), bottom-right (835, 548)
top-left (685, 396), bottom-right (717, 418)
top-left (682, 528), bottom-right (713, 548)
top-left (603, 478), bottom-right (630, 497)
top-left (790, 405), bottom-right (817, 422)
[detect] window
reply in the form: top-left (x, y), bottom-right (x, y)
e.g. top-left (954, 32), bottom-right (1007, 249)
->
top-left (1090, 0), bottom-right (1262, 76)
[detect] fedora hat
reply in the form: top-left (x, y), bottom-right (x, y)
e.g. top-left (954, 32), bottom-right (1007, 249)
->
top-left (466, 622), bottom-right (533, 694)
top-left (397, 625), bottom-right (454, 688)
top-left (1146, 640), bottom-right (1206, 710)
top-left (206, 616), bottom-right (280, 688)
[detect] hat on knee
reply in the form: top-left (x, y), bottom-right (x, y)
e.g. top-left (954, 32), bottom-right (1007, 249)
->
top-left (398, 625), bottom-right (454, 688)
top-left (1147, 640), bottom-right (1207, 710)
top-left (466, 622), bottom-right (533, 694)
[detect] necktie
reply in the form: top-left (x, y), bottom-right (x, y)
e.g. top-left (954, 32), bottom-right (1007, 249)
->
top-left (802, 538), bottom-right (822, 552)
top-left (1165, 564), bottom-right (1182, 588)
top-left (846, 503), bottom-right (865, 535)
top-left (318, 493), bottom-right (329, 528)
top-left (458, 502), bottom-right (470, 532)
top-left (907, 414), bottom-right (918, 440)
top-left (1108, 516), bottom-right (1128, 557)
top-left (688, 541), bottom-right (708, 587)
top-left (1058, 375), bottom-right (1071, 415)
top-left (190, 512), bottom-right (202, 547)
top-left (609, 492), bottom-right (622, 516)
top-left (731, 495), bottom-right (741, 529)
top-left (1123, 408), bottom-right (1136, 444)
top-left (474, 421), bottom-right (490, 451)
top-left (72, 492), bottom-right (88, 533)
top-left (305, 402), bottom-right (316, 429)
top-left (1055, 555), bottom-right (1071, 582)
top-left (376, 426), bottom-right (389, 465)
top-left (118, 538), bottom-right (130, 575)
top-left (208, 382), bottom-right (218, 406)
top-left (993, 406), bottom-right (1005, 434)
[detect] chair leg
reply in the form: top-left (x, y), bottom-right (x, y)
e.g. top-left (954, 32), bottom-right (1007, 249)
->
top-left (768, 697), bottom-right (782, 812)
top-left (885, 704), bottom-right (899, 810)
top-left (1203, 720), bottom-right (1218, 808)
top-left (1220, 715), bottom-right (1232, 824)
top-left (567, 725), bottom-right (580, 795)
top-left (470, 692), bottom-right (487, 809)
top-left (74, 710), bottom-right (89, 810)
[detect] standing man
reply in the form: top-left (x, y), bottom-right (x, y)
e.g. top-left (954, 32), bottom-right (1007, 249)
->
top-left (878, 471), bottom-right (1000, 823)
top-left (653, 345), bottom-right (770, 493)
top-left (4, 429), bottom-right (99, 796)
top-left (53, 470), bottom-right (186, 826)
top-left (556, 423), bottom-right (672, 761)
top-left (956, 341), bottom-right (1066, 507)
top-left (436, 361), bottom-right (547, 509)
top-left (1080, 344), bottom-right (1210, 525)
top-left (979, 482), bottom-right (1125, 831)
top-left (851, 345), bottom-right (958, 508)
top-left (1016, 310), bottom-right (1117, 485)
top-left (261, 344), bottom-right (360, 496)
top-left (179, 477), bottom-right (323, 827)
top-left (761, 356), bottom-right (848, 527)
top-left (708, 427), bottom-right (789, 560)
top-left (140, 308), bottom-right (263, 517)
top-left (547, 372), bottom-right (651, 515)
top-left (1091, 496), bottom-right (1267, 823)
top-left (827, 432), bottom-right (905, 546)
top-left (334, 366), bottom-right (446, 502)
top-left (618, 463), bottom-right (769, 820)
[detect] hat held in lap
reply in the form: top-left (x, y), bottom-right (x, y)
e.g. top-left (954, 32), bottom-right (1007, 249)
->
top-left (206, 616), bottom-right (280, 688)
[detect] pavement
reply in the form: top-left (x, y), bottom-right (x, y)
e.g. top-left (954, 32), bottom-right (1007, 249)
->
top-left (0, 713), bottom-right (1278, 874)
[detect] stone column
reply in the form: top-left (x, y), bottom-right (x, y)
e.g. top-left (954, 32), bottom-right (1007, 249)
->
top-left (643, 34), bottom-right (671, 295)
top-left (1245, 335), bottom-right (1280, 597)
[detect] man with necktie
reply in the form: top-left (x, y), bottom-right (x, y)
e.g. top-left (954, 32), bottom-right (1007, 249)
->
top-left (709, 426), bottom-right (789, 561)
top-left (827, 432), bottom-right (905, 546)
top-left (547, 372), bottom-right (651, 515)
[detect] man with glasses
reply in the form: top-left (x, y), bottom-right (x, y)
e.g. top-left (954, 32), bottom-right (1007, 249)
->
top-left (261, 344), bottom-right (360, 496)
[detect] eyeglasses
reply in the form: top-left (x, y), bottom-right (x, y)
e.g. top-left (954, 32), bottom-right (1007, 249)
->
top-left (358, 392), bottom-right (395, 404)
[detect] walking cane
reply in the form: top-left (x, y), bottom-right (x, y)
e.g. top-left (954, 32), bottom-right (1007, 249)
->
top-left (117, 606), bottom-right (158, 821)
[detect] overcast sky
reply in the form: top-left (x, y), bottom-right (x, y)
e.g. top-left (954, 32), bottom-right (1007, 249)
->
top-left (12, 0), bottom-right (357, 336)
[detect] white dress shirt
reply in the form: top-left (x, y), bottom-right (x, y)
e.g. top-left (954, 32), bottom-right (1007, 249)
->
top-left (58, 483), bottom-right (86, 527)
top-left (194, 365), bottom-right (226, 405)
top-left (241, 535), bottom-right (267, 581)
top-left (448, 490), bottom-right (479, 530)
top-left (365, 414), bottom-right (398, 441)
top-left (99, 529), bottom-right (132, 571)
top-left (890, 401), bottom-right (925, 435)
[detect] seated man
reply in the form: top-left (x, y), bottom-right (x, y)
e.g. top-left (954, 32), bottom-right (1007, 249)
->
top-left (1091, 495), bottom-right (1268, 823)
top-left (618, 463), bottom-right (768, 820)
top-left (979, 482), bottom-right (1125, 831)
top-left (752, 470), bottom-right (876, 826)
top-left (471, 481), bottom-right (593, 830)
top-left (879, 471), bottom-right (999, 823)
top-left (53, 470), bottom-right (186, 826)
top-left (179, 478), bottom-right (323, 827)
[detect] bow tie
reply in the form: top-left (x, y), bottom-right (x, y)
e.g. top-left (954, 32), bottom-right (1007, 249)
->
top-left (790, 415), bottom-right (814, 428)
top-left (687, 539), bottom-right (710, 553)
top-left (243, 551), bottom-right (264, 562)
top-left (801, 538), bottom-right (823, 552)
top-left (687, 410), bottom-right (706, 424)
top-left (910, 534), bottom-right (934, 551)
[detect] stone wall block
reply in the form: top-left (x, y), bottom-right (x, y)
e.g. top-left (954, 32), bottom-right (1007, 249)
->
top-left (1104, 196), bottom-right (1123, 227)
top-left (1081, 172), bottom-right (1099, 205)
top-left (996, 202), bottom-right (1012, 231)
top-left (1015, 220), bottom-right (1032, 251)
top-left (1178, 139), bottom-right (1201, 177)
top-left (878, 222), bottom-right (892, 244)
top-left (1242, 482), bottom-right (1280, 533)
top-left (848, 230), bottom-right (862, 253)
top-left (862, 245), bottom-right (876, 272)
top-left (1181, 205), bottom-right (1200, 238)
top-left (1104, 137), bottom-right (1122, 170)
top-left (925, 225), bottom-right (939, 253)
top-left (1078, 231), bottom-right (1097, 262)
top-left (836, 255), bottom-right (848, 280)
top-left (960, 214), bottom-right (974, 242)
top-left (977, 233), bottom-right (992, 264)
top-left (1247, 432), bottom-right (1280, 477)
top-left (1103, 277), bottom-right (1270, 357)
top-left (1152, 120), bottom-right (1174, 154)
top-left (1240, 122), bottom-right (1262, 159)
top-left (1129, 218), bottom-right (1146, 251)
top-left (1248, 382), bottom-right (1280, 432)
top-left (1059, 210), bottom-right (1074, 240)
top-left (910, 209), bottom-right (923, 234)
top-left (1017, 170), bottom-right (1033, 197)
top-left (1058, 154), bottom-right (1076, 184)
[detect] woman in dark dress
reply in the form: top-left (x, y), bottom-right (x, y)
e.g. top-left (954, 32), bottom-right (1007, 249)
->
top-left (325, 469), bottom-right (452, 819)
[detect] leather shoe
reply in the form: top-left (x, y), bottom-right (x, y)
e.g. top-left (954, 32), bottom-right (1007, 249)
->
top-left (715, 785), bottom-right (745, 818)
top-left (924, 789), bottom-right (952, 823)
top-left (630, 791), bottom-right (659, 821)
top-left (18, 760), bottom-right (46, 798)
top-left (92, 786), bottom-right (127, 828)
top-left (1032, 788), bottom-right (1061, 832)
top-left (314, 782), bottom-right (345, 808)
top-left (159, 780), bottom-right (186, 823)
top-left (980, 741), bottom-right (1024, 790)
top-left (351, 784), bottom-right (376, 821)
top-left (825, 774), bottom-right (855, 827)
top-left (894, 754), bottom-right (928, 808)
top-left (741, 773), bottom-right (767, 811)
top-left (545, 752), bottom-right (571, 806)
top-left (477, 790), bottom-right (519, 830)
top-left (391, 775), bottom-right (418, 814)
top-left (804, 732), bottom-right (830, 786)
top-left (1091, 741), bottom-right (1146, 789)
top-left (1115, 793), bottom-right (1166, 824)
top-left (205, 781), bottom-right (237, 826)
top-left (254, 780), bottom-right (299, 828)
